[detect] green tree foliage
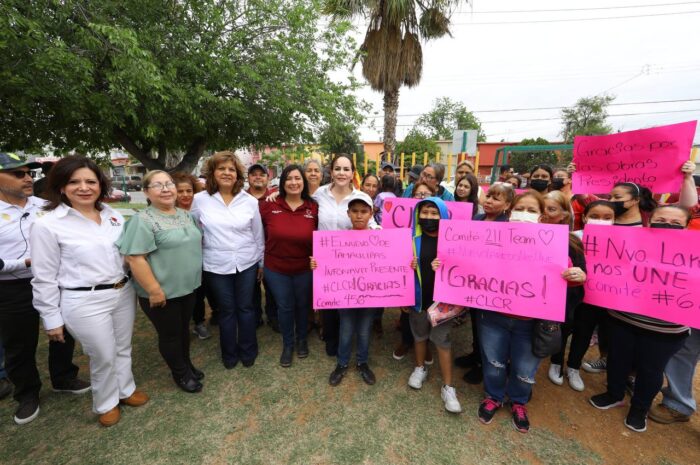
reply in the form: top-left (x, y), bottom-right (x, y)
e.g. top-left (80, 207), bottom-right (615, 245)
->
top-left (323, 0), bottom-right (461, 154)
top-left (509, 138), bottom-right (558, 174)
top-left (318, 120), bottom-right (364, 156)
top-left (561, 95), bottom-right (615, 143)
top-left (415, 97), bottom-right (486, 141)
top-left (0, 1), bottom-right (362, 172)
top-left (395, 129), bottom-right (439, 165)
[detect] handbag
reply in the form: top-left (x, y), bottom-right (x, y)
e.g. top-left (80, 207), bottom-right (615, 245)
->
top-left (531, 320), bottom-right (562, 358)
top-left (427, 302), bottom-right (467, 327)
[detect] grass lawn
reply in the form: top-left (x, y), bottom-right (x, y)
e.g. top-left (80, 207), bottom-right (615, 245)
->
top-left (109, 202), bottom-right (147, 211)
top-left (0, 308), bottom-right (698, 465)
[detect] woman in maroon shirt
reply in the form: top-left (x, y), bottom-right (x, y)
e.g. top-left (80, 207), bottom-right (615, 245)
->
top-left (259, 164), bottom-right (318, 367)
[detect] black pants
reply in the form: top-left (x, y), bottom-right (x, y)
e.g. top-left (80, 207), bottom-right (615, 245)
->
top-left (565, 303), bottom-right (610, 369)
top-left (400, 311), bottom-right (414, 346)
top-left (253, 277), bottom-right (277, 324)
top-left (193, 285), bottom-right (206, 325)
top-left (606, 317), bottom-right (688, 411)
top-left (469, 310), bottom-right (483, 363)
top-left (0, 279), bottom-right (79, 403)
top-left (322, 310), bottom-right (339, 354)
top-left (140, 293), bottom-right (196, 380)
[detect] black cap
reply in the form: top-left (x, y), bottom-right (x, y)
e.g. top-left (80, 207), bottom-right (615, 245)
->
top-left (381, 161), bottom-right (397, 171)
top-left (248, 163), bottom-right (268, 175)
top-left (408, 164), bottom-right (423, 180)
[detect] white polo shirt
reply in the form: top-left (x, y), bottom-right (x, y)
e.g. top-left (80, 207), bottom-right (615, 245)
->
top-left (0, 196), bottom-right (47, 280)
top-left (312, 185), bottom-right (377, 231)
top-left (190, 190), bottom-right (264, 274)
top-left (30, 203), bottom-right (127, 330)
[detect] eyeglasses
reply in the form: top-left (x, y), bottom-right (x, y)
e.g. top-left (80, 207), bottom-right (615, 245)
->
top-left (147, 181), bottom-right (176, 191)
top-left (421, 174), bottom-right (436, 181)
top-left (414, 192), bottom-right (430, 199)
top-left (3, 170), bottom-right (36, 179)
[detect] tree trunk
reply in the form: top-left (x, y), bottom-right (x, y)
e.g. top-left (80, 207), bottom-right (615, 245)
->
top-left (383, 87), bottom-right (399, 157)
top-left (113, 126), bottom-right (206, 174)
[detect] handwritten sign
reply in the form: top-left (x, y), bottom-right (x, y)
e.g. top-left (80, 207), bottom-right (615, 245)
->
top-left (382, 198), bottom-right (473, 229)
top-left (313, 229), bottom-right (415, 310)
top-left (582, 225), bottom-right (700, 329)
top-left (572, 121), bottom-right (697, 194)
top-left (434, 220), bottom-right (569, 321)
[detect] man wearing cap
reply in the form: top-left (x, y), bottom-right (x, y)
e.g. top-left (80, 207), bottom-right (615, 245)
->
top-left (246, 163), bottom-right (279, 331)
top-left (381, 161), bottom-right (403, 197)
top-left (0, 152), bottom-right (90, 425)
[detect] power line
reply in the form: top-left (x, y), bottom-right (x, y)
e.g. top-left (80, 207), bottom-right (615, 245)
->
top-left (364, 98), bottom-right (700, 119)
top-left (361, 108), bottom-right (700, 128)
top-left (453, 1), bottom-right (700, 15)
top-left (451, 9), bottom-right (700, 25)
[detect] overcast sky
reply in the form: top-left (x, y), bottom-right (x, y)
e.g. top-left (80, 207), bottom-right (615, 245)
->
top-left (345, 0), bottom-right (700, 144)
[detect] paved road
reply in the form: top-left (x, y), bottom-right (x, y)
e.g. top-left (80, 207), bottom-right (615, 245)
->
top-left (129, 191), bottom-right (146, 204)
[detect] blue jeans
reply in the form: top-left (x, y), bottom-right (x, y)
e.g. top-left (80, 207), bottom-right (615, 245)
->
top-left (264, 268), bottom-right (311, 349)
top-left (478, 311), bottom-right (543, 405)
top-left (204, 266), bottom-right (258, 365)
top-left (338, 308), bottom-right (375, 367)
top-left (662, 331), bottom-right (700, 415)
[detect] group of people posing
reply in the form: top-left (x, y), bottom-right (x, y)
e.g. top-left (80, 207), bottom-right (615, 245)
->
top-left (0, 150), bottom-right (697, 435)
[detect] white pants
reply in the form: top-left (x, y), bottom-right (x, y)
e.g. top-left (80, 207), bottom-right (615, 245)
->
top-left (61, 282), bottom-right (136, 414)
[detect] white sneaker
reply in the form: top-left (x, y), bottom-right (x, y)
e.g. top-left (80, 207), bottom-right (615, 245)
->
top-left (441, 385), bottom-right (462, 413)
top-left (548, 363), bottom-right (563, 385)
top-left (408, 366), bottom-right (428, 389)
top-left (567, 368), bottom-right (585, 392)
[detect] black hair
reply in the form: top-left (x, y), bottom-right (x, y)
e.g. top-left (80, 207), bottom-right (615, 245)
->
top-left (529, 164), bottom-right (553, 179)
top-left (44, 156), bottom-right (110, 211)
top-left (613, 182), bottom-right (657, 212)
top-left (380, 174), bottom-right (396, 192)
top-left (330, 153), bottom-right (355, 172)
top-left (500, 164), bottom-right (511, 174)
top-left (583, 199), bottom-right (615, 217)
top-left (361, 173), bottom-right (379, 186)
top-left (279, 164), bottom-right (313, 202)
top-left (454, 172), bottom-right (480, 203)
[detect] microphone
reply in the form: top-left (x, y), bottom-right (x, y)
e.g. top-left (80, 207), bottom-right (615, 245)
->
top-left (21, 212), bottom-right (29, 219)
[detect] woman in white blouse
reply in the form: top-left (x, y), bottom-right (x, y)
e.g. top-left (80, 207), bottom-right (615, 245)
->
top-left (191, 151), bottom-right (264, 369)
top-left (30, 156), bottom-right (148, 427)
top-left (312, 154), bottom-right (377, 355)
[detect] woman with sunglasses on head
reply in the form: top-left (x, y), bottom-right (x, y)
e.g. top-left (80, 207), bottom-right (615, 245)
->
top-left (590, 205), bottom-right (692, 433)
top-left (30, 156), bottom-right (148, 427)
top-left (117, 170), bottom-right (204, 394)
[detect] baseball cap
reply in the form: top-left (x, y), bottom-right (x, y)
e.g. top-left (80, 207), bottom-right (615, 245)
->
top-left (248, 163), bottom-right (268, 175)
top-left (408, 164), bottom-right (423, 181)
top-left (381, 161), bottom-right (397, 171)
top-left (347, 192), bottom-right (374, 210)
top-left (0, 153), bottom-right (41, 171)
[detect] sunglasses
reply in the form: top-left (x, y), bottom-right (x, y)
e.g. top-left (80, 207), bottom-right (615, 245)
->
top-left (3, 170), bottom-right (36, 179)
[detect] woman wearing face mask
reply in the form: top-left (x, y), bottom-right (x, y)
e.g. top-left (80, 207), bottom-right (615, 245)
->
top-left (455, 183), bottom-right (515, 385)
top-left (609, 182), bottom-right (657, 226)
top-left (454, 173), bottom-right (483, 217)
top-left (476, 191), bottom-right (585, 433)
top-left (313, 154), bottom-right (377, 356)
top-left (528, 164), bottom-right (553, 194)
top-left (541, 191), bottom-right (588, 391)
top-left (590, 205), bottom-right (691, 433)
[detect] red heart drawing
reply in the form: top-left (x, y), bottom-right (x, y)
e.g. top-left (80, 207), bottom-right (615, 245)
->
top-left (384, 201), bottom-right (393, 212)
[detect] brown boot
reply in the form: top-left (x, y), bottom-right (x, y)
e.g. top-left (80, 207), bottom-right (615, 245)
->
top-left (120, 390), bottom-right (150, 407)
top-left (99, 406), bottom-right (121, 427)
top-left (649, 404), bottom-right (690, 424)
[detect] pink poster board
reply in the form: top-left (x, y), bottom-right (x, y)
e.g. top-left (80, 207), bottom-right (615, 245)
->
top-left (313, 229), bottom-right (415, 310)
top-left (382, 198), bottom-right (473, 229)
top-left (434, 220), bottom-right (570, 321)
top-left (572, 121), bottom-right (697, 194)
top-left (582, 225), bottom-right (700, 329)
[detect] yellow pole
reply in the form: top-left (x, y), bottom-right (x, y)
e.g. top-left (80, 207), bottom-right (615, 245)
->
top-left (474, 150), bottom-right (481, 178)
top-left (436, 151), bottom-right (441, 164)
top-left (375, 152), bottom-right (380, 174)
top-left (400, 152), bottom-right (405, 182)
top-left (423, 152), bottom-right (428, 166)
top-left (364, 154), bottom-right (368, 176)
top-left (353, 153), bottom-right (357, 169)
top-left (411, 152), bottom-right (416, 166)
top-left (447, 152), bottom-right (452, 183)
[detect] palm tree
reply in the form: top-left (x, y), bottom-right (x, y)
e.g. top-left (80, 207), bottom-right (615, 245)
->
top-left (323, 0), bottom-right (461, 155)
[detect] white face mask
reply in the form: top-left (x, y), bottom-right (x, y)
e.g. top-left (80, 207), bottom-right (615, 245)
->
top-left (509, 211), bottom-right (540, 223)
top-left (586, 219), bottom-right (614, 226)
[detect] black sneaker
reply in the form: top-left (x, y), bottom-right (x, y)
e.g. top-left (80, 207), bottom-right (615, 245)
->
top-left (242, 359), bottom-right (255, 368)
top-left (297, 340), bottom-right (309, 359)
top-left (190, 365), bottom-right (205, 381)
top-left (624, 406), bottom-right (648, 432)
top-left (455, 352), bottom-right (480, 369)
top-left (589, 392), bottom-right (625, 410)
top-left (14, 398), bottom-right (40, 425)
top-left (463, 365), bottom-right (483, 385)
top-left (357, 363), bottom-right (376, 385)
top-left (328, 364), bottom-right (348, 386)
top-left (511, 403), bottom-right (530, 433)
top-left (52, 378), bottom-right (91, 395)
top-left (0, 378), bottom-right (13, 400)
top-left (477, 398), bottom-right (501, 425)
top-left (280, 346), bottom-right (293, 368)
